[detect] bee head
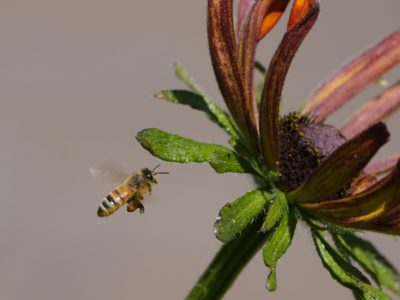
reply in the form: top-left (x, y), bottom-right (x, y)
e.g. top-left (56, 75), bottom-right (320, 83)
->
top-left (142, 168), bottom-right (158, 184)
top-left (142, 165), bottom-right (169, 185)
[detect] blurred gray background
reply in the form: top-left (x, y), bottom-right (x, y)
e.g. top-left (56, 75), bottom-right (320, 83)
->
top-left (1, 1), bottom-right (399, 299)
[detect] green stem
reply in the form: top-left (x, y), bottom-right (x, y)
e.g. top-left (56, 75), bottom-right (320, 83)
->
top-left (186, 216), bottom-right (269, 300)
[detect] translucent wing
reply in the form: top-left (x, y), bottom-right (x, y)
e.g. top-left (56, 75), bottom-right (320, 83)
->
top-left (89, 160), bottom-right (130, 185)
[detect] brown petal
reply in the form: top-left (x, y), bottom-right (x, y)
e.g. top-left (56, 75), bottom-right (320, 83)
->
top-left (259, 1), bottom-right (319, 172)
top-left (237, 2), bottom-right (263, 147)
top-left (208, 0), bottom-right (258, 151)
top-left (302, 31), bottom-right (400, 122)
top-left (237, 0), bottom-right (256, 36)
top-left (340, 81), bottom-right (400, 139)
top-left (300, 161), bottom-right (400, 235)
top-left (289, 122), bottom-right (389, 204)
top-left (364, 155), bottom-right (400, 176)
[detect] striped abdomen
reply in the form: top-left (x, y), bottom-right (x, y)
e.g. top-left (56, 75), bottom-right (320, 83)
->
top-left (97, 184), bottom-right (136, 217)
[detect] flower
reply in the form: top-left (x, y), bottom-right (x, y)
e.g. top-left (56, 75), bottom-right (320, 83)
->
top-left (208, 0), bottom-right (400, 235)
top-left (137, 0), bottom-right (400, 297)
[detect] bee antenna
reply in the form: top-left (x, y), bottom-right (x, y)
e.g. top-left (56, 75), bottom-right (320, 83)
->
top-left (154, 171), bottom-right (169, 175)
top-left (152, 164), bottom-right (161, 173)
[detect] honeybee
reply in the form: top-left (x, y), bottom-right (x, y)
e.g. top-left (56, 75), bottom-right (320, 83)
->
top-left (91, 163), bottom-right (168, 217)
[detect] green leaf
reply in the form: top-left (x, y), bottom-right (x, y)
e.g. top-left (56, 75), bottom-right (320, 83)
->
top-left (313, 230), bottom-right (392, 300)
top-left (155, 89), bottom-right (239, 140)
top-left (174, 62), bottom-right (202, 94)
top-left (214, 189), bottom-right (272, 243)
top-left (262, 211), bottom-right (297, 292)
top-left (136, 128), bottom-right (252, 174)
top-left (262, 189), bottom-right (288, 232)
top-left (254, 60), bottom-right (267, 75)
top-left (255, 79), bottom-right (264, 106)
top-left (334, 233), bottom-right (400, 296)
top-left (208, 150), bottom-right (252, 174)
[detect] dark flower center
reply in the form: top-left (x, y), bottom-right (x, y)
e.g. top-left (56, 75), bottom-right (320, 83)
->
top-left (278, 112), bottom-right (347, 192)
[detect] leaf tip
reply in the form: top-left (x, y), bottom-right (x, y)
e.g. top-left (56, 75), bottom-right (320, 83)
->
top-left (266, 269), bottom-right (277, 292)
top-left (154, 91), bottom-right (166, 100)
top-left (136, 129), bottom-right (151, 149)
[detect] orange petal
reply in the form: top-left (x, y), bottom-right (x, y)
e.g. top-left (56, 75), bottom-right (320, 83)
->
top-left (288, 0), bottom-right (315, 31)
top-left (258, 0), bottom-right (291, 39)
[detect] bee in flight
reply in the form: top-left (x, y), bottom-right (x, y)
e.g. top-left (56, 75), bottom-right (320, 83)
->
top-left (91, 163), bottom-right (168, 217)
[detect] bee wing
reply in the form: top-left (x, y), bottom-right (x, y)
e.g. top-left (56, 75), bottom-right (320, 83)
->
top-left (89, 160), bottom-right (129, 185)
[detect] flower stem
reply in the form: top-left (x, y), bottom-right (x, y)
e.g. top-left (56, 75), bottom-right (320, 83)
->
top-left (186, 216), bottom-right (268, 300)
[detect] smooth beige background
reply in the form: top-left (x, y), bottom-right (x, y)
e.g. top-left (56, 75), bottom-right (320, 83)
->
top-left (1, 1), bottom-right (399, 299)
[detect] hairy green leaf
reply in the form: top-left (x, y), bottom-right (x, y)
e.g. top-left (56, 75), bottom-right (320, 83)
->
top-left (262, 189), bottom-right (288, 232)
top-left (174, 62), bottom-right (202, 94)
top-left (136, 128), bottom-right (252, 174)
top-left (313, 230), bottom-right (391, 300)
top-left (215, 189), bottom-right (272, 243)
top-left (334, 233), bottom-right (400, 296)
top-left (208, 150), bottom-right (252, 174)
top-left (155, 89), bottom-right (238, 140)
top-left (263, 211), bottom-right (297, 292)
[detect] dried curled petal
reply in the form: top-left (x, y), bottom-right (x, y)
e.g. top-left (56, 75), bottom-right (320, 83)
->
top-left (259, 1), bottom-right (319, 172)
top-left (302, 31), bottom-right (400, 121)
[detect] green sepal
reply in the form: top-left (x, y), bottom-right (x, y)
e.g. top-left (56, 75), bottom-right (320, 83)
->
top-left (262, 210), bottom-right (297, 292)
top-left (155, 89), bottom-right (239, 140)
top-left (136, 128), bottom-right (252, 174)
top-left (214, 189), bottom-right (272, 243)
top-left (312, 230), bottom-right (391, 300)
top-left (262, 189), bottom-right (288, 232)
top-left (333, 233), bottom-right (400, 296)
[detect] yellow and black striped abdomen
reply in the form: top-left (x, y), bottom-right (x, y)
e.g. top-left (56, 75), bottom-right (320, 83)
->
top-left (97, 184), bottom-right (136, 217)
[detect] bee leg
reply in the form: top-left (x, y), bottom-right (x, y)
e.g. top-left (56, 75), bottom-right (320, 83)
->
top-left (138, 202), bottom-right (145, 214)
top-left (127, 202), bottom-right (137, 213)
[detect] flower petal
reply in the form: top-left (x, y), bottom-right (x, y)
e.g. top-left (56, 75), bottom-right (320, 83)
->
top-left (237, 2), bottom-right (263, 147)
top-left (349, 175), bottom-right (377, 196)
top-left (208, 0), bottom-right (248, 141)
top-left (259, 1), bottom-right (319, 172)
top-left (302, 31), bottom-right (400, 122)
top-left (237, 0), bottom-right (256, 36)
top-left (258, 0), bottom-right (291, 40)
top-left (300, 161), bottom-right (400, 235)
top-left (208, 0), bottom-right (258, 151)
top-left (289, 122), bottom-right (389, 204)
top-left (287, 0), bottom-right (314, 31)
top-left (340, 81), bottom-right (400, 139)
top-left (364, 155), bottom-right (400, 176)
